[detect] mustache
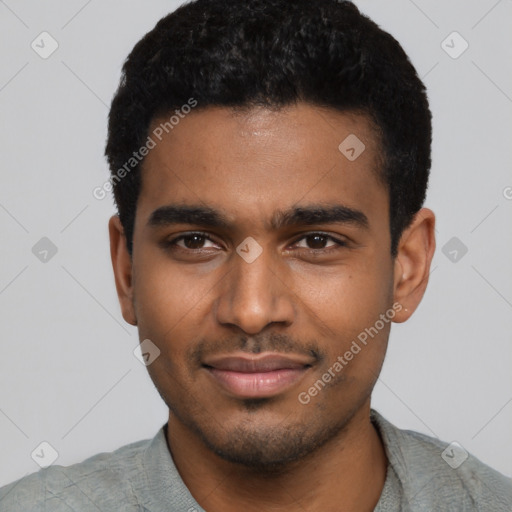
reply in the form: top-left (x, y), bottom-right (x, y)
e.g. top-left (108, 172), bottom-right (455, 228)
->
top-left (188, 332), bottom-right (324, 367)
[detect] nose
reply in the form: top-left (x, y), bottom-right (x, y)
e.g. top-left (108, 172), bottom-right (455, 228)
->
top-left (214, 244), bottom-right (295, 334)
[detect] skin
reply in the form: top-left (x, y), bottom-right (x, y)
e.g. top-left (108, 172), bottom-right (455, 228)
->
top-left (109, 103), bottom-right (436, 511)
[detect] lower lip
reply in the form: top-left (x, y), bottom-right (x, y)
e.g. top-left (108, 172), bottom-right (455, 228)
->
top-left (205, 367), bottom-right (309, 398)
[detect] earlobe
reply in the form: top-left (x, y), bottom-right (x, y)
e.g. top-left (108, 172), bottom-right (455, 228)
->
top-left (108, 215), bottom-right (138, 326)
top-left (392, 208), bottom-right (436, 323)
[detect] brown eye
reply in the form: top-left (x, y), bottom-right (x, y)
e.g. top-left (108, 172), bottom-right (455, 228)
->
top-left (164, 232), bottom-right (219, 251)
top-left (306, 234), bottom-right (329, 249)
top-left (294, 233), bottom-right (345, 250)
top-left (181, 234), bottom-right (208, 249)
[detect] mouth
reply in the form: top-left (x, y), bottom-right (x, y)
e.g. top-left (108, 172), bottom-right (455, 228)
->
top-left (202, 352), bottom-right (314, 399)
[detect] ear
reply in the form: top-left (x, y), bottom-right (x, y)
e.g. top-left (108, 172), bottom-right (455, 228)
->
top-left (108, 215), bottom-right (137, 326)
top-left (392, 208), bottom-right (436, 323)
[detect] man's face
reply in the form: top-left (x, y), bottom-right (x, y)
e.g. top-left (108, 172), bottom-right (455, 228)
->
top-left (128, 104), bottom-right (396, 467)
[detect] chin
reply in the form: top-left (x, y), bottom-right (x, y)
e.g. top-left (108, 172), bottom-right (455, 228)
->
top-left (191, 412), bottom-right (349, 473)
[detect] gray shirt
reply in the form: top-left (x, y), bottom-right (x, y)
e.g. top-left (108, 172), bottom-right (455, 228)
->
top-left (1, 409), bottom-right (511, 511)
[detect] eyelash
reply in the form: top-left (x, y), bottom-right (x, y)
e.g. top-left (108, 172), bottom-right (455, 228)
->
top-left (163, 231), bottom-right (348, 254)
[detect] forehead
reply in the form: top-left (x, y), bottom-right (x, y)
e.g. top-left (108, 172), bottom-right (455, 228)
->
top-left (136, 104), bottom-right (387, 233)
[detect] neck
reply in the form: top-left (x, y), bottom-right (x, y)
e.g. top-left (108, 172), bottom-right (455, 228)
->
top-left (165, 403), bottom-right (388, 512)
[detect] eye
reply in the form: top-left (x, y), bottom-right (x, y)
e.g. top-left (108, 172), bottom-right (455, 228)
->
top-left (292, 233), bottom-right (347, 251)
top-left (165, 232), bottom-right (219, 251)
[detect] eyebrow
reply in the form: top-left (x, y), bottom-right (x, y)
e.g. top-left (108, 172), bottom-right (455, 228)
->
top-left (147, 203), bottom-right (369, 231)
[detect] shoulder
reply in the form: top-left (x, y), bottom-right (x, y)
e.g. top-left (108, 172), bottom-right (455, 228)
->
top-left (371, 409), bottom-right (512, 511)
top-left (0, 436), bottom-right (154, 512)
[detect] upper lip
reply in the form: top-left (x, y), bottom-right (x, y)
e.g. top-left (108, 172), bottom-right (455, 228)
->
top-left (203, 352), bottom-right (314, 373)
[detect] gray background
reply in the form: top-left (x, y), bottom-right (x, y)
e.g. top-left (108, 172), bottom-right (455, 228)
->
top-left (1, 0), bottom-right (511, 486)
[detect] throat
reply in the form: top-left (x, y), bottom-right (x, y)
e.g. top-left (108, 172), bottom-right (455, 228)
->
top-left (166, 408), bottom-right (388, 512)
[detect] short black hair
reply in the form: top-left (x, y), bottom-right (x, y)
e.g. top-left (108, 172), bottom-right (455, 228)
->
top-left (105, 0), bottom-right (432, 257)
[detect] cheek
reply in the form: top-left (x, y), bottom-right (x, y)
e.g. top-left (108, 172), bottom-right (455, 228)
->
top-left (299, 256), bottom-right (392, 325)
top-left (134, 261), bottom-right (202, 393)
top-left (298, 256), bottom-right (393, 371)
top-left (133, 249), bottom-right (213, 333)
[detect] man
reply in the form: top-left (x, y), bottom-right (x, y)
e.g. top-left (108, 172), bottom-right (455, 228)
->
top-left (1, 0), bottom-right (511, 510)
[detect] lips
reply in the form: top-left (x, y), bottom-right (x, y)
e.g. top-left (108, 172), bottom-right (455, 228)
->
top-left (203, 352), bottom-right (313, 399)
